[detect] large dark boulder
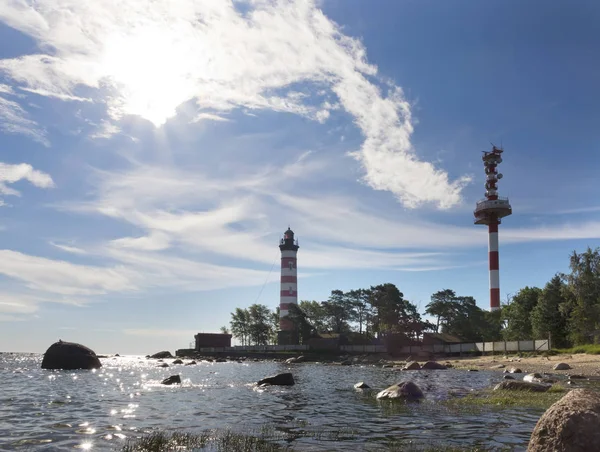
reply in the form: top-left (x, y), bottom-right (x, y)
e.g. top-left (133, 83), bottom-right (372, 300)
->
top-left (161, 375), bottom-right (181, 385)
top-left (41, 341), bottom-right (101, 370)
top-left (402, 361), bottom-right (421, 370)
top-left (257, 372), bottom-right (295, 386)
top-left (528, 389), bottom-right (600, 451)
top-left (150, 351), bottom-right (173, 359)
top-left (421, 361), bottom-right (447, 370)
top-left (376, 381), bottom-right (424, 400)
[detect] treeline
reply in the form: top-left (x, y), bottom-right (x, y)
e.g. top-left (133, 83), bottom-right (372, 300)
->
top-left (502, 247), bottom-right (600, 348)
top-left (224, 247), bottom-right (600, 348)
top-left (225, 283), bottom-right (499, 346)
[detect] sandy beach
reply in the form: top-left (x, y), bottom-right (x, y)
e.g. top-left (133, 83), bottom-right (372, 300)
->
top-left (443, 353), bottom-right (600, 377)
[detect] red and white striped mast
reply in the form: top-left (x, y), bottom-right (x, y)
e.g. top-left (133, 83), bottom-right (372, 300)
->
top-left (278, 227), bottom-right (299, 344)
top-left (474, 146), bottom-right (512, 311)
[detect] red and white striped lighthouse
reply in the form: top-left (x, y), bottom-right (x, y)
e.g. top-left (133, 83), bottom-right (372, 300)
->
top-left (278, 227), bottom-right (299, 343)
top-left (474, 146), bottom-right (512, 311)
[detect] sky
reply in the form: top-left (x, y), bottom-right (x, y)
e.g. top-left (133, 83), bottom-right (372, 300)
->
top-left (1, 0), bottom-right (599, 354)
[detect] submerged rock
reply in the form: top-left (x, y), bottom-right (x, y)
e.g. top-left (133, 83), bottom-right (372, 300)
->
top-left (41, 341), bottom-right (102, 370)
top-left (150, 351), bottom-right (173, 359)
top-left (376, 381), bottom-right (423, 400)
top-left (354, 382), bottom-right (370, 389)
top-left (403, 361), bottom-right (421, 370)
top-left (161, 375), bottom-right (181, 385)
top-left (185, 361), bottom-right (197, 366)
top-left (553, 362), bottom-right (572, 371)
top-left (285, 356), bottom-right (305, 364)
top-left (172, 359), bottom-right (184, 365)
top-left (158, 363), bottom-right (169, 368)
top-left (421, 361), bottom-right (447, 370)
top-left (528, 389), bottom-right (600, 451)
top-left (215, 358), bottom-right (227, 363)
top-left (503, 375), bottom-right (515, 380)
top-left (524, 373), bottom-right (557, 384)
top-left (493, 381), bottom-right (550, 392)
top-left (257, 372), bottom-right (295, 386)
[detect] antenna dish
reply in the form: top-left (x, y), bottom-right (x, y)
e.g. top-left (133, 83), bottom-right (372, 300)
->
top-left (497, 173), bottom-right (503, 179)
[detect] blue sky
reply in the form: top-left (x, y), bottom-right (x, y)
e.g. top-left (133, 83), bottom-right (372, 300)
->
top-left (1, 0), bottom-right (599, 354)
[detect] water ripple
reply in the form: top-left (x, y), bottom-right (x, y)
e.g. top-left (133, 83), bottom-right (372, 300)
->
top-left (0, 354), bottom-right (546, 450)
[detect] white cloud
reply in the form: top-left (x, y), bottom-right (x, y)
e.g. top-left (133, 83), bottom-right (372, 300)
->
top-left (0, 0), bottom-right (467, 209)
top-left (50, 242), bottom-right (88, 255)
top-left (111, 232), bottom-right (171, 251)
top-left (0, 250), bottom-right (137, 295)
top-left (0, 162), bottom-right (54, 204)
top-left (0, 95), bottom-right (48, 145)
top-left (191, 112), bottom-right (231, 123)
top-left (89, 120), bottom-right (120, 139)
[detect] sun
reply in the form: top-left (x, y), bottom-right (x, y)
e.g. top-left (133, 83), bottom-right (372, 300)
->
top-left (100, 26), bottom-right (199, 126)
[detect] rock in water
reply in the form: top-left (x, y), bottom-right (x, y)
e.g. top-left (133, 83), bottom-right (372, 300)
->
top-left (161, 375), bottom-right (181, 385)
top-left (528, 389), bottom-right (600, 451)
top-left (376, 381), bottom-right (423, 400)
top-left (257, 373), bottom-right (295, 386)
top-left (41, 341), bottom-right (102, 370)
top-left (172, 359), bottom-right (183, 365)
top-left (150, 351), bottom-right (173, 359)
top-left (421, 361), bottom-right (447, 370)
top-left (285, 355), bottom-right (305, 364)
top-left (553, 362), bottom-right (572, 371)
top-left (354, 382), bottom-right (370, 389)
top-left (403, 361), bottom-right (421, 370)
top-left (493, 381), bottom-right (550, 392)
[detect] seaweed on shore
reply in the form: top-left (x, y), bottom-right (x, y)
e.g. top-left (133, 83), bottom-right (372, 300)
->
top-left (444, 385), bottom-right (566, 411)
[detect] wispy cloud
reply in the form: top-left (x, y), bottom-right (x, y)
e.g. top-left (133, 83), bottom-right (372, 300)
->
top-left (0, 250), bottom-right (137, 296)
top-left (0, 95), bottom-right (48, 145)
top-left (50, 242), bottom-right (88, 255)
top-left (0, 162), bottom-right (54, 204)
top-left (191, 112), bottom-right (231, 123)
top-left (0, 0), bottom-right (468, 209)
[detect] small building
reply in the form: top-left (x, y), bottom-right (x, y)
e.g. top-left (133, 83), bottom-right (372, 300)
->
top-left (194, 333), bottom-right (232, 350)
top-left (422, 332), bottom-right (463, 346)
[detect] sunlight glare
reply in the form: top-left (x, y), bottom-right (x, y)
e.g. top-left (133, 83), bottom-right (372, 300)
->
top-left (101, 26), bottom-right (199, 126)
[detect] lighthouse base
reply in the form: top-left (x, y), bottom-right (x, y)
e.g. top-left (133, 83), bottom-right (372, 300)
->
top-left (277, 330), bottom-right (299, 346)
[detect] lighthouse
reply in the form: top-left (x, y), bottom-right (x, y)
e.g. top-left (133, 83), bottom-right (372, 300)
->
top-left (278, 227), bottom-right (299, 345)
top-left (474, 146), bottom-right (512, 311)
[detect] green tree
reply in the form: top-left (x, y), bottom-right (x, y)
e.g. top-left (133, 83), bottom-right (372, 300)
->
top-left (531, 275), bottom-right (568, 347)
top-left (369, 283), bottom-right (420, 337)
top-left (219, 326), bottom-right (230, 334)
top-left (230, 308), bottom-right (251, 345)
top-left (284, 304), bottom-right (313, 344)
top-left (502, 287), bottom-right (542, 340)
top-left (346, 289), bottom-right (372, 335)
top-left (247, 304), bottom-right (273, 345)
top-left (563, 248), bottom-right (600, 345)
top-left (426, 289), bottom-right (457, 332)
top-left (322, 290), bottom-right (355, 333)
top-left (299, 300), bottom-right (327, 333)
top-left (270, 306), bottom-right (280, 344)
